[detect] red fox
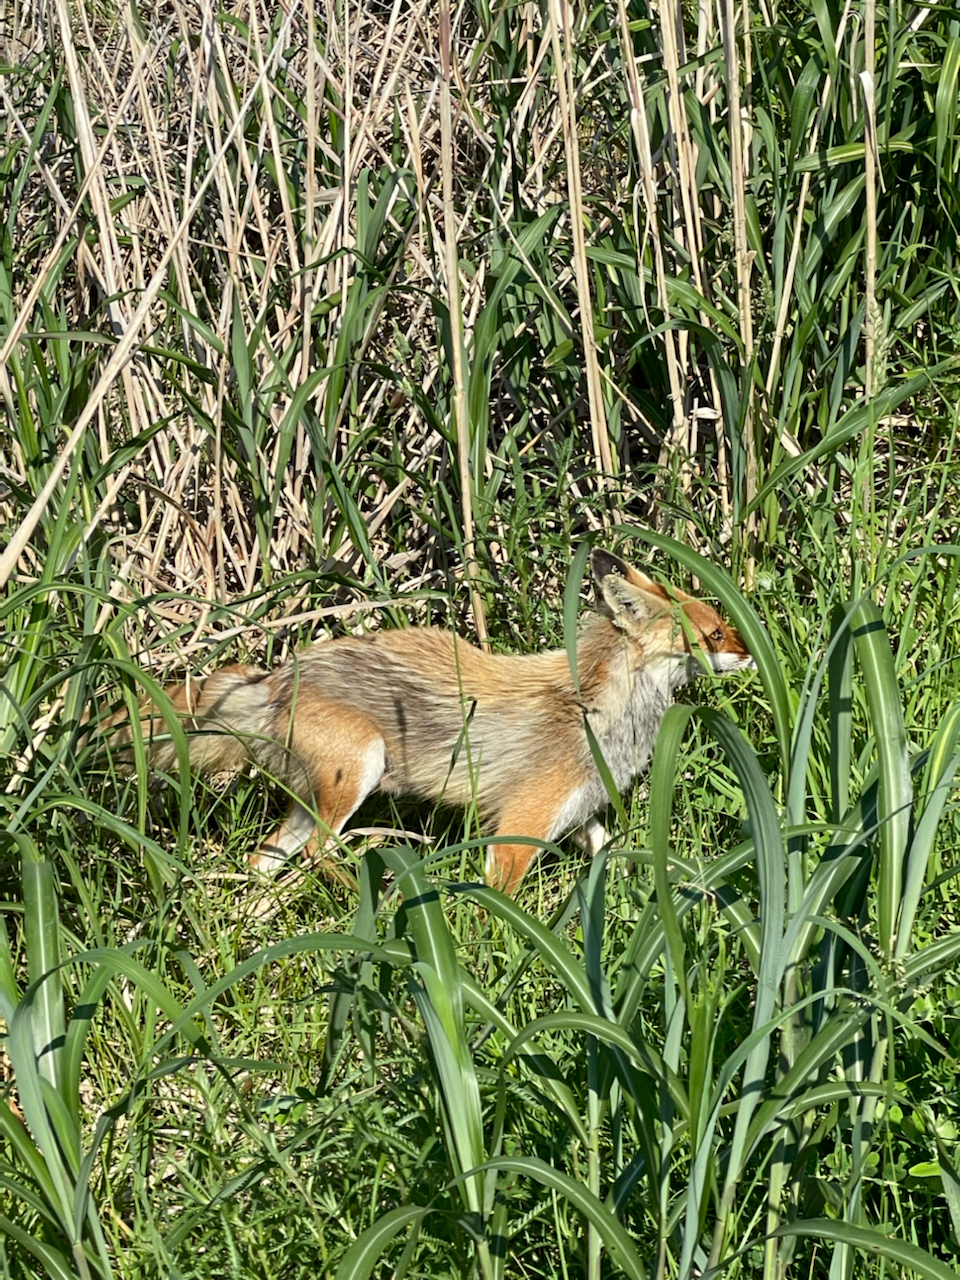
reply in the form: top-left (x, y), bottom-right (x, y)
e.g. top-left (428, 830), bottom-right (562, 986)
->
top-left (109, 550), bottom-right (752, 894)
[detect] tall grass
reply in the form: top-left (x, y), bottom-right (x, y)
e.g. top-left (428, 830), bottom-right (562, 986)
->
top-left (2, 0), bottom-right (960, 1276)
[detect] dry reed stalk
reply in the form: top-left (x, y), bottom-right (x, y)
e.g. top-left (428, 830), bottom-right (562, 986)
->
top-left (763, 0), bottom-right (853, 428)
top-left (196, 0), bottom-right (427, 594)
top-left (301, 0), bottom-right (319, 399)
top-left (0, 9), bottom-right (297, 592)
top-left (721, 0), bottom-right (756, 571)
top-left (862, 0), bottom-right (878, 404)
top-left (0, 22), bottom-right (159, 411)
top-left (546, 0), bottom-right (614, 494)
top-left (657, 0), bottom-right (708, 295)
top-left (616, 0), bottom-right (685, 459)
top-left (52, 0), bottom-right (151, 446)
top-left (2, 0), bottom-right (668, 631)
top-left (318, 0), bottom-right (421, 417)
top-left (653, 0), bottom-right (720, 506)
top-left (692, 0), bottom-right (730, 518)
top-left (860, 0), bottom-right (879, 559)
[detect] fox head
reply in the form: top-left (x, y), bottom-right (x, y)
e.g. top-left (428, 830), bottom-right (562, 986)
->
top-left (591, 549), bottom-right (753, 685)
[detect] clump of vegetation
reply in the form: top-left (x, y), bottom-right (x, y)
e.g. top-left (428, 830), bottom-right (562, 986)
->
top-left (2, 0), bottom-right (959, 1276)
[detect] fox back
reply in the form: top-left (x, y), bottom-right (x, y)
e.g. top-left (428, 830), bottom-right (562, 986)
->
top-left (111, 549), bottom-right (753, 894)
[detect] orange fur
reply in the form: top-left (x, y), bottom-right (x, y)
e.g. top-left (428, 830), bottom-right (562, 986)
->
top-left (104, 550), bottom-right (753, 894)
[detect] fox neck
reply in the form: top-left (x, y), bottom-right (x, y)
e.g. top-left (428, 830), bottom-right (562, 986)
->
top-left (645, 652), bottom-right (699, 691)
top-left (577, 617), bottom-right (692, 698)
top-left (578, 621), bottom-right (681, 791)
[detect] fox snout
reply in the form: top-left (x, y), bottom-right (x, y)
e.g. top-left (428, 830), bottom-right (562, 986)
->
top-left (697, 639), bottom-right (754, 676)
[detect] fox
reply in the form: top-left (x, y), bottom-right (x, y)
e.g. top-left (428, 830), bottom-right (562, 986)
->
top-left (106, 550), bottom-right (753, 895)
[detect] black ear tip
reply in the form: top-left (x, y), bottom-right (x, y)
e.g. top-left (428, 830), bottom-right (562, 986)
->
top-left (591, 548), bottom-right (627, 580)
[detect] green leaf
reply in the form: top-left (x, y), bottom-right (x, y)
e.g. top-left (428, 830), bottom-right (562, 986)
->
top-left (849, 601), bottom-right (911, 954)
top-left (333, 1206), bottom-right (427, 1280)
top-left (623, 528), bottom-right (791, 767)
top-left (934, 37), bottom-right (960, 173)
top-left (773, 1218), bottom-right (959, 1280)
top-left (17, 834), bottom-right (64, 1090)
top-left (380, 850), bottom-right (488, 1216)
top-left (469, 1157), bottom-right (648, 1280)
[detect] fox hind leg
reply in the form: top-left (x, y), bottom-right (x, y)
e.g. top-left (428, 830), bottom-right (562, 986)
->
top-left (250, 703), bottom-right (387, 884)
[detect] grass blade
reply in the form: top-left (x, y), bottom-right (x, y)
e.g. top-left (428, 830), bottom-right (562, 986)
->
top-left (772, 1218), bottom-right (959, 1280)
top-left (333, 1206), bottom-right (427, 1280)
top-left (849, 600), bottom-right (911, 954)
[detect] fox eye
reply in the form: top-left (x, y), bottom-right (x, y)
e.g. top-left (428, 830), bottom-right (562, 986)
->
top-left (711, 628), bottom-right (724, 643)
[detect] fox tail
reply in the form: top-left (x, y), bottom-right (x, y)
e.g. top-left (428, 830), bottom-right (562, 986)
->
top-left (102, 665), bottom-right (275, 775)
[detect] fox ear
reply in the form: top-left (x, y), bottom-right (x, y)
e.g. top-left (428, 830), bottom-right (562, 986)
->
top-left (591, 549), bottom-right (678, 629)
top-left (591, 549), bottom-right (634, 585)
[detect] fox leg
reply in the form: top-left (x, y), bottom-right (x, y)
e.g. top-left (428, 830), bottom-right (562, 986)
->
top-left (485, 780), bottom-right (590, 896)
top-left (250, 702), bottom-right (386, 882)
top-left (571, 815), bottom-right (608, 856)
top-left (252, 800), bottom-right (322, 872)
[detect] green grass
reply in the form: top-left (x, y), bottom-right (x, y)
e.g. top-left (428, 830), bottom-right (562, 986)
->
top-left (3, 0), bottom-right (960, 1275)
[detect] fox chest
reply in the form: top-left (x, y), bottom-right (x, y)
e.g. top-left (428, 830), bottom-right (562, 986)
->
top-left (584, 669), bottom-right (671, 793)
